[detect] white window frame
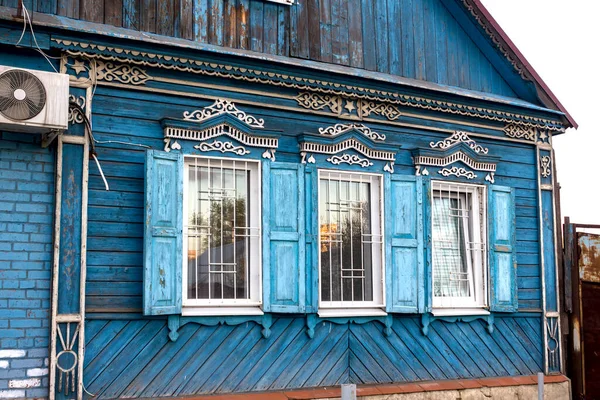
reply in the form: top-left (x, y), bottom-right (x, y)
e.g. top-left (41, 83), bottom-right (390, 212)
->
top-left (317, 169), bottom-right (385, 317)
top-left (431, 181), bottom-right (488, 313)
top-left (182, 155), bottom-right (262, 316)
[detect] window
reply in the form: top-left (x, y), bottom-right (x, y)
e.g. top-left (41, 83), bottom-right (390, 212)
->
top-left (431, 182), bottom-right (487, 311)
top-left (183, 156), bottom-right (261, 314)
top-left (318, 170), bottom-right (384, 314)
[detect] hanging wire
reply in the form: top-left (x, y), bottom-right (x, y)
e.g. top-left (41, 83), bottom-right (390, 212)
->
top-left (15, 4), bottom-right (58, 73)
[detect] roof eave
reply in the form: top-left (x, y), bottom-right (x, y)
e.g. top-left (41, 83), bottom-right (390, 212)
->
top-left (471, 0), bottom-right (578, 129)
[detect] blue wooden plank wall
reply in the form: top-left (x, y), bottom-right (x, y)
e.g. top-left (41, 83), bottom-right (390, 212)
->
top-left (6, 0), bottom-right (518, 98)
top-left (86, 85), bottom-right (541, 313)
top-left (82, 316), bottom-right (542, 398)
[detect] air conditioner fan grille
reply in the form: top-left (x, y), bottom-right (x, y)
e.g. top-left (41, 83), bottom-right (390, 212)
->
top-left (0, 69), bottom-right (47, 121)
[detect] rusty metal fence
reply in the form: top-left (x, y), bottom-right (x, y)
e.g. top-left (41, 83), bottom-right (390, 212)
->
top-left (564, 218), bottom-right (600, 399)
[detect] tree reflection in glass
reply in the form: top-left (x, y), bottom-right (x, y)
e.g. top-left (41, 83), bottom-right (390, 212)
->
top-left (320, 178), bottom-right (373, 303)
top-left (187, 165), bottom-right (250, 300)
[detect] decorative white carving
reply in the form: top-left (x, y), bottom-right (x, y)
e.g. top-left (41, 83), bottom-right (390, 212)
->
top-left (300, 152), bottom-right (316, 164)
top-left (164, 124), bottom-right (277, 149)
top-left (95, 60), bottom-right (150, 85)
top-left (439, 166), bottom-right (477, 179)
top-left (327, 154), bottom-right (373, 168)
top-left (318, 123), bottom-right (386, 141)
top-left (67, 95), bottom-right (85, 124)
top-left (413, 152), bottom-right (495, 173)
top-left (262, 149), bottom-right (276, 161)
top-left (183, 99), bottom-right (265, 128)
top-left (163, 138), bottom-right (182, 152)
top-left (194, 140), bottom-right (250, 155)
top-left (485, 173), bottom-right (495, 184)
top-left (300, 139), bottom-right (395, 162)
top-left (504, 124), bottom-right (537, 141)
top-left (546, 316), bottom-right (560, 371)
top-left (430, 131), bottom-right (489, 154)
top-left (55, 322), bottom-right (80, 396)
top-left (540, 156), bottom-right (551, 178)
top-left (415, 166), bottom-right (430, 176)
top-left (383, 162), bottom-right (394, 173)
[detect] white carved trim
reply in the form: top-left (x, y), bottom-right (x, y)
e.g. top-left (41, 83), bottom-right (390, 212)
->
top-left (327, 153), bottom-right (373, 168)
top-left (163, 138), bottom-right (182, 152)
top-left (164, 124), bottom-right (278, 149)
top-left (318, 123), bottom-right (386, 141)
top-left (183, 99), bottom-right (264, 128)
top-left (430, 131), bottom-right (489, 154)
top-left (68, 95), bottom-right (85, 124)
top-left (504, 123), bottom-right (537, 141)
top-left (438, 166), bottom-right (477, 179)
top-left (413, 152), bottom-right (496, 172)
top-left (546, 316), bottom-right (560, 371)
top-left (485, 173), bottom-right (495, 184)
top-left (383, 162), bottom-right (394, 173)
top-left (300, 139), bottom-right (395, 161)
top-left (262, 149), bottom-right (276, 161)
top-left (194, 140), bottom-right (250, 155)
top-left (300, 152), bottom-right (316, 164)
top-left (415, 166), bottom-right (430, 176)
top-left (540, 156), bottom-right (551, 178)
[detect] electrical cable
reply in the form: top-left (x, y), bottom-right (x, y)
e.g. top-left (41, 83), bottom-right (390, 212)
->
top-left (16, 4), bottom-right (59, 73)
top-left (92, 153), bottom-right (109, 191)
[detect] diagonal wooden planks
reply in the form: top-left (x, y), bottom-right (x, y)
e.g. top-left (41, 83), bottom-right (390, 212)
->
top-left (83, 316), bottom-right (544, 398)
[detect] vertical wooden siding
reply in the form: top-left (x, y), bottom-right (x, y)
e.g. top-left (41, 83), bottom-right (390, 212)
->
top-left (83, 316), bottom-right (543, 398)
top-left (11, 0), bottom-right (517, 97)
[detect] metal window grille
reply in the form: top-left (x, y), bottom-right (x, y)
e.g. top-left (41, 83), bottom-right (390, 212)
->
top-left (185, 157), bottom-right (260, 302)
top-left (432, 182), bottom-right (486, 307)
top-left (319, 171), bottom-right (383, 306)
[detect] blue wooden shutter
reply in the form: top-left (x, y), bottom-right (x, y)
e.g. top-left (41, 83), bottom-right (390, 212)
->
top-left (488, 185), bottom-right (518, 312)
top-left (143, 150), bottom-right (183, 316)
top-left (385, 175), bottom-right (425, 313)
top-left (262, 162), bottom-right (306, 313)
top-left (304, 165), bottom-right (319, 313)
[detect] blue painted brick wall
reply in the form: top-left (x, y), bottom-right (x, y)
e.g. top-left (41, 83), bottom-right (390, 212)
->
top-left (0, 132), bottom-right (54, 399)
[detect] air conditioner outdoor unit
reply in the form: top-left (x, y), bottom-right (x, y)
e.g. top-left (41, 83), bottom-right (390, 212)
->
top-left (0, 65), bottom-right (69, 134)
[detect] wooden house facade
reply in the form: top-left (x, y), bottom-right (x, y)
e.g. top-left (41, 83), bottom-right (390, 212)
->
top-left (0, 0), bottom-right (575, 398)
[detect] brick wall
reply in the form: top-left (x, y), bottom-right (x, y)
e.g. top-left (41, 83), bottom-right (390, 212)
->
top-left (0, 132), bottom-right (54, 399)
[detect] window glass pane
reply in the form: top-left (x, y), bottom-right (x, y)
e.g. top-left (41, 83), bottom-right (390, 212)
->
top-left (432, 196), bottom-right (470, 297)
top-left (320, 173), bottom-right (375, 304)
top-left (187, 160), bottom-right (251, 301)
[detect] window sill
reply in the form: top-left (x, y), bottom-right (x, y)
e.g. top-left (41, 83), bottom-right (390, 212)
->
top-left (307, 312), bottom-right (393, 338)
top-left (318, 308), bottom-right (387, 318)
top-left (431, 308), bottom-right (490, 317)
top-left (181, 306), bottom-right (264, 316)
top-left (421, 311), bottom-right (494, 336)
top-left (167, 312), bottom-right (273, 342)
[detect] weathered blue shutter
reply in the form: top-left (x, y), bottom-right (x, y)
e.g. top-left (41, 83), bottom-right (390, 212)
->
top-left (488, 185), bottom-right (518, 312)
top-left (304, 165), bottom-right (319, 313)
top-left (423, 178), bottom-right (432, 313)
top-left (385, 175), bottom-right (425, 313)
top-left (262, 162), bottom-right (306, 313)
top-left (143, 150), bottom-right (183, 316)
